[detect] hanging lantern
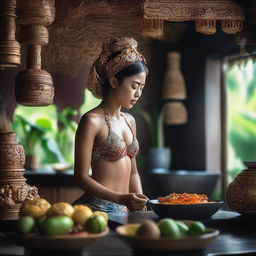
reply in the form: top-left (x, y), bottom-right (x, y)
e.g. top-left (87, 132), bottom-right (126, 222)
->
top-left (15, 0), bottom-right (55, 106)
top-left (162, 52), bottom-right (186, 100)
top-left (0, 0), bottom-right (20, 68)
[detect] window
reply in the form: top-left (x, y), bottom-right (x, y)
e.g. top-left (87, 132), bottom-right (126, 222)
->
top-left (224, 58), bottom-right (256, 181)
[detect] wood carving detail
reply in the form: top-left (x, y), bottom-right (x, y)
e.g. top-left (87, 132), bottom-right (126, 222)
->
top-left (0, 184), bottom-right (39, 207)
top-left (38, 0), bottom-right (245, 75)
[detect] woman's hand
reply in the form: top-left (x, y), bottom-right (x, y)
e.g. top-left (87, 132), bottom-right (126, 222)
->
top-left (119, 193), bottom-right (148, 211)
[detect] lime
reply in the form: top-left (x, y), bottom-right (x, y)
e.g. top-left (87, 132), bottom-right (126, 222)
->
top-left (86, 214), bottom-right (107, 233)
top-left (16, 216), bottom-right (35, 235)
top-left (176, 221), bottom-right (189, 236)
top-left (187, 221), bottom-right (206, 236)
top-left (158, 218), bottom-right (181, 238)
top-left (40, 215), bottom-right (74, 236)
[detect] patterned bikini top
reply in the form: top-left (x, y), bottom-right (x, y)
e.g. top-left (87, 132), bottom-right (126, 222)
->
top-left (91, 109), bottom-right (139, 162)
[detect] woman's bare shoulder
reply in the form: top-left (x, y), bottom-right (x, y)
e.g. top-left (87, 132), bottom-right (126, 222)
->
top-left (79, 107), bottom-right (104, 129)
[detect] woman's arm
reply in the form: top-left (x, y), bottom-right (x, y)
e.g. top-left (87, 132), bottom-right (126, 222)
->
top-left (124, 113), bottom-right (146, 195)
top-left (129, 157), bottom-right (143, 194)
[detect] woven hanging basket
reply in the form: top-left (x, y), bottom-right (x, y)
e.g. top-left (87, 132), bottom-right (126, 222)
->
top-left (15, 69), bottom-right (54, 106)
top-left (164, 102), bottom-right (188, 125)
top-left (162, 52), bottom-right (186, 100)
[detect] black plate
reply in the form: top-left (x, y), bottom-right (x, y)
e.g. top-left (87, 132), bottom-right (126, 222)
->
top-left (147, 200), bottom-right (224, 220)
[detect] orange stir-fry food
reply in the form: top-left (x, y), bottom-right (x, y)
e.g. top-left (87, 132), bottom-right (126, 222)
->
top-left (158, 193), bottom-right (209, 205)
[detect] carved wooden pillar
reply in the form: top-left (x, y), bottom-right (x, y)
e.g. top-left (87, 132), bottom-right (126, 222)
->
top-left (0, 131), bottom-right (39, 220)
top-left (15, 0), bottom-right (55, 106)
top-left (0, 0), bottom-right (20, 68)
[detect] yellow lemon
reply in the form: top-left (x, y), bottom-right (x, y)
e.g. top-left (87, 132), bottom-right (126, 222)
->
top-left (19, 198), bottom-right (51, 219)
top-left (46, 202), bottom-right (74, 218)
top-left (72, 205), bottom-right (93, 225)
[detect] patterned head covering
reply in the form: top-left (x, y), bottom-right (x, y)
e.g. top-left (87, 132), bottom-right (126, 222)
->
top-left (87, 37), bottom-right (146, 99)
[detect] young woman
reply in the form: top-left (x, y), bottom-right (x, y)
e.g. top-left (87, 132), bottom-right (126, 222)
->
top-left (73, 37), bottom-right (148, 213)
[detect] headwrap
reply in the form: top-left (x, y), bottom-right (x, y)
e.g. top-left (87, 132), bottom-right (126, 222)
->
top-left (87, 37), bottom-right (146, 99)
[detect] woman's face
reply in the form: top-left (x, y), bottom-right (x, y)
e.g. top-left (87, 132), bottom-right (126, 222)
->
top-left (114, 71), bottom-right (146, 109)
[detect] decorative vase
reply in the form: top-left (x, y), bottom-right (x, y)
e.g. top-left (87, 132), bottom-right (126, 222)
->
top-left (226, 161), bottom-right (256, 214)
top-left (147, 147), bottom-right (171, 170)
top-left (0, 131), bottom-right (39, 220)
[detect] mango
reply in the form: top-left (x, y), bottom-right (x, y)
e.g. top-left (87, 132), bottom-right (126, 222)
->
top-left (40, 215), bottom-right (74, 236)
top-left (46, 202), bottom-right (74, 218)
top-left (72, 205), bottom-right (93, 226)
top-left (16, 216), bottom-right (35, 235)
top-left (85, 214), bottom-right (107, 233)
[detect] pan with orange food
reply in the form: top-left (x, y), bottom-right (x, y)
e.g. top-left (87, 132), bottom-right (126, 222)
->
top-left (147, 193), bottom-right (224, 220)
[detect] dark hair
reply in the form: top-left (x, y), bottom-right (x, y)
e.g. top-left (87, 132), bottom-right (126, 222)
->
top-left (103, 61), bottom-right (148, 95)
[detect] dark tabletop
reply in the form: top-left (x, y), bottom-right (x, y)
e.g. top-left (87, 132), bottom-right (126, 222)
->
top-left (1, 210), bottom-right (256, 256)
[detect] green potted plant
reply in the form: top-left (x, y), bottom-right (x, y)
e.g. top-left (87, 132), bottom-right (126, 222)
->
top-left (55, 107), bottom-right (78, 168)
top-left (12, 115), bottom-right (64, 170)
top-left (134, 106), bottom-right (171, 170)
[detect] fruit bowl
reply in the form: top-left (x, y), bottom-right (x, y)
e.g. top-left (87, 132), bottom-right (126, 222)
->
top-left (6, 228), bottom-right (109, 251)
top-left (147, 200), bottom-right (224, 220)
top-left (116, 222), bottom-right (219, 251)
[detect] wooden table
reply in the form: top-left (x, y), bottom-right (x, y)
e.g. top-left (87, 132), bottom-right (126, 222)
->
top-left (1, 210), bottom-right (256, 256)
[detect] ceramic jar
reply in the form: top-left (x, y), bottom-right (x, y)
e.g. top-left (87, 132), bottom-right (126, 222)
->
top-left (226, 161), bottom-right (256, 214)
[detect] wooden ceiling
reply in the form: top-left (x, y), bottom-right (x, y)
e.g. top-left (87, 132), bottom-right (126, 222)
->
top-left (20, 0), bottom-right (247, 76)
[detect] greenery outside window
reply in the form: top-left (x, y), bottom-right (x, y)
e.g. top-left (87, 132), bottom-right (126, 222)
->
top-left (224, 57), bottom-right (256, 182)
top-left (12, 89), bottom-right (101, 169)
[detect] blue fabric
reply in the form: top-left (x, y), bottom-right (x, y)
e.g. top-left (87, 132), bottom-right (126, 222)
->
top-left (72, 193), bottom-right (126, 213)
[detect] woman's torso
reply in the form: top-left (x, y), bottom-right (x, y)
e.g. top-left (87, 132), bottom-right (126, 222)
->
top-left (90, 107), bottom-right (139, 193)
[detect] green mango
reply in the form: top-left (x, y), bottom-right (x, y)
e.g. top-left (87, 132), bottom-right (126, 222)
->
top-left (40, 215), bottom-right (74, 236)
top-left (16, 216), bottom-right (35, 235)
top-left (85, 214), bottom-right (107, 233)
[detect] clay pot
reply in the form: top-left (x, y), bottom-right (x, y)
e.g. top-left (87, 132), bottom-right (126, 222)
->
top-left (0, 131), bottom-right (39, 220)
top-left (226, 161), bottom-right (256, 214)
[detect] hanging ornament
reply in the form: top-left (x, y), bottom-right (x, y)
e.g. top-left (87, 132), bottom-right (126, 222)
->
top-left (162, 52), bottom-right (186, 100)
top-left (15, 0), bottom-right (55, 106)
top-left (0, 0), bottom-right (20, 68)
